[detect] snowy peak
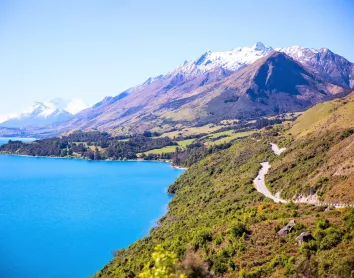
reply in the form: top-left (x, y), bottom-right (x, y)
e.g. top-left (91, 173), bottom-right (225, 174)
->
top-left (278, 46), bottom-right (354, 88)
top-left (139, 42), bottom-right (353, 90)
top-left (169, 42), bottom-right (274, 78)
top-left (0, 98), bottom-right (90, 128)
top-left (251, 41), bottom-right (271, 51)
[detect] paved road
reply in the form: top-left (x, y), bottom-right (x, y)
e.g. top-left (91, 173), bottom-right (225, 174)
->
top-left (252, 143), bottom-right (353, 208)
top-left (253, 161), bottom-right (287, 203)
top-left (270, 143), bottom-right (286, 155)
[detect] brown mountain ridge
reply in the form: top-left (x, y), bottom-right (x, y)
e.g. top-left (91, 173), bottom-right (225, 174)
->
top-left (46, 51), bottom-right (347, 136)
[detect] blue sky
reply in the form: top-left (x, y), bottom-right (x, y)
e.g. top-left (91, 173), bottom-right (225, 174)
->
top-left (0, 0), bottom-right (353, 117)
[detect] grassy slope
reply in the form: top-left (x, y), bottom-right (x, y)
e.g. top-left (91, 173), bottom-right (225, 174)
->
top-left (94, 137), bottom-right (354, 278)
top-left (139, 139), bottom-right (195, 155)
top-left (204, 130), bottom-right (256, 146)
top-left (290, 92), bottom-right (354, 138)
top-left (267, 92), bottom-right (354, 203)
top-left (141, 131), bottom-right (256, 156)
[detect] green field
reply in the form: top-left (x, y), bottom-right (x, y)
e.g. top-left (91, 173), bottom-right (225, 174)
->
top-left (204, 130), bottom-right (256, 145)
top-left (139, 139), bottom-right (196, 155)
top-left (204, 129), bottom-right (235, 139)
top-left (176, 138), bottom-right (195, 147)
top-left (140, 130), bottom-right (257, 155)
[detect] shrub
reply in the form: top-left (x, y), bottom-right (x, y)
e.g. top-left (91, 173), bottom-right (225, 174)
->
top-left (319, 228), bottom-right (342, 250)
top-left (230, 223), bottom-right (247, 238)
top-left (207, 255), bottom-right (228, 275)
top-left (213, 234), bottom-right (224, 245)
top-left (316, 218), bottom-right (330, 230)
top-left (300, 241), bottom-right (317, 258)
top-left (139, 245), bottom-right (186, 278)
top-left (192, 229), bottom-right (212, 250)
top-left (343, 208), bottom-right (354, 231)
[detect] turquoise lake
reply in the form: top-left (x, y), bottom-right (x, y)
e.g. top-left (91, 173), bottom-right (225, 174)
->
top-left (0, 138), bottom-right (184, 278)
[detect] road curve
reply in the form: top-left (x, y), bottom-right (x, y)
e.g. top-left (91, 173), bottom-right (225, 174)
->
top-left (253, 143), bottom-right (353, 208)
top-left (270, 143), bottom-right (286, 155)
top-left (253, 162), bottom-right (287, 203)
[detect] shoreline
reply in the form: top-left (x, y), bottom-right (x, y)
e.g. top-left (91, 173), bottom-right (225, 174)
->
top-left (0, 152), bottom-right (188, 170)
top-left (0, 147), bottom-right (183, 278)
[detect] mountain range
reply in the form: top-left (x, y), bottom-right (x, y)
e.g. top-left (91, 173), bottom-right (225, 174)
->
top-left (3, 42), bottom-right (354, 137)
top-left (0, 98), bottom-right (89, 128)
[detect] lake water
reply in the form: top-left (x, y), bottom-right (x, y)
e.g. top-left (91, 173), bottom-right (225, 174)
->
top-left (0, 139), bottom-right (184, 278)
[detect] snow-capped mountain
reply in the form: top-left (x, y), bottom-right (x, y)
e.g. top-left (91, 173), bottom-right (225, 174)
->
top-left (278, 46), bottom-right (354, 88)
top-left (142, 42), bottom-right (353, 89)
top-left (0, 98), bottom-right (89, 128)
top-left (41, 42), bottom-right (352, 137)
top-left (169, 42), bottom-right (274, 77)
top-left (2, 42), bottom-right (353, 138)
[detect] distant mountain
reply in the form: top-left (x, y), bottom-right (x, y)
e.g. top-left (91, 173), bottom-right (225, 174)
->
top-left (49, 47), bottom-right (349, 136)
top-left (6, 42), bottom-right (354, 136)
top-left (0, 98), bottom-right (89, 128)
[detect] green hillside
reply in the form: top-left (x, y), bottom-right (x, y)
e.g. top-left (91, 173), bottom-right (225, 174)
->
top-left (267, 92), bottom-right (354, 203)
top-left (94, 129), bottom-right (354, 277)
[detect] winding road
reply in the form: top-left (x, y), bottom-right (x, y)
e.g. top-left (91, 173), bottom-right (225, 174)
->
top-left (253, 161), bottom-right (287, 204)
top-left (253, 143), bottom-right (354, 208)
top-left (270, 143), bottom-right (287, 155)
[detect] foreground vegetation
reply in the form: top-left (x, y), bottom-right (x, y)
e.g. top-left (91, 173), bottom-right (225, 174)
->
top-left (93, 93), bottom-right (354, 277)
top-left (94, 136), bottom-right (354, 277)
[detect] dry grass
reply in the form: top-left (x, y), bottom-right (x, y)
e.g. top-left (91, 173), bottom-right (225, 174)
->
top-left (290, 92), bottom-right (354, 138)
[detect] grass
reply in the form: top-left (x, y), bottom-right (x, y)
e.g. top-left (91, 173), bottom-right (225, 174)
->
top-left (140, 145), bottom-right (178, 155)
top-left (160, 124), bottom-right (222, 138)
top-left (141, 130), bottom-right (256, 156)
top-left (205, 130), bottom-right (235, 139)
top-left (290, 92), bottom-right (354, 138)
top-left (139, 139), bottom-right (196, 156)
top-left (177, 138), bottom-right (195, 147)
top-left (204, 130), bottom-right (256, 146)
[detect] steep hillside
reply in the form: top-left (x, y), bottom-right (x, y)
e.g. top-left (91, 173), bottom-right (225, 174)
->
top-left (94, 137), bottom-right (354, 278)
top-left (279, 46), bottom-right (354, 89)
top-left (290, 92), bottom-right (354, 137)
top-left (266, 92), bottom-right (354, 203)
top-left (91, 92), bottom-right (354, 278)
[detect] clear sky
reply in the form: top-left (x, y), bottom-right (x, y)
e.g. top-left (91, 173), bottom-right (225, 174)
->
top-left (0, 0), bottom-right (353, 117)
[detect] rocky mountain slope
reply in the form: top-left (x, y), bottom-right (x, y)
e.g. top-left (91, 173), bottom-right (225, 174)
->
top-left (43, 44), bottom-right (352, 136)
top-left (279, 46), bottom-right (354, 89)
top-left (0, 98), bottom-right (89, 128)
